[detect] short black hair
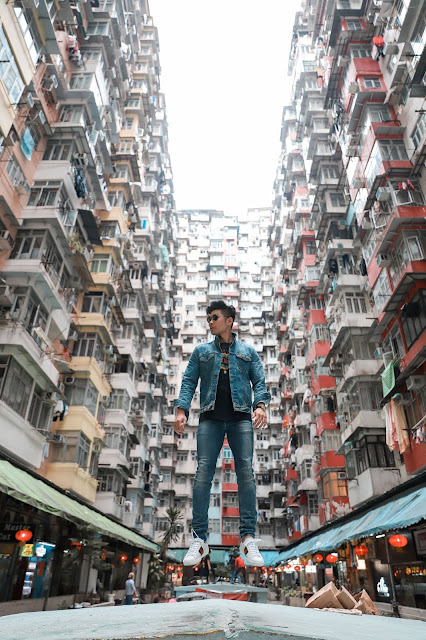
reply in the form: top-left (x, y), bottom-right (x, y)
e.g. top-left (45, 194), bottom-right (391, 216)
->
top-left (207, 300), bottom-right (236, 325)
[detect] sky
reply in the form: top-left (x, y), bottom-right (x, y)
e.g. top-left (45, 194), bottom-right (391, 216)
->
top-left (150, 0), bottom-right (299, 217)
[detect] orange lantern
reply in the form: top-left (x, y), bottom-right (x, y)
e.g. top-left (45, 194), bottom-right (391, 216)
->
top-left (294, 565), bottom-right (301, 572)
top-left (389, 534), bottom-right (408, 548)
top-left (313, 554), bottom-right (323, 563)
top-left (133, 557), bottom-right (140, 564)
top-left (120, 554), bottom-right (128, 562)
top-left (326, 553), bottom-right (338, 564)
top-left (15, 529), bottom-right (33, 542)
top-left (354, 544), bottom-right (368, 556)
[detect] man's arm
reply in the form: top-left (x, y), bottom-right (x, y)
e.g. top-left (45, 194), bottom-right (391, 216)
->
top-left (249, 348), bottom-right (271, 409)
top-left (174, 347), bottom-right (200, 433)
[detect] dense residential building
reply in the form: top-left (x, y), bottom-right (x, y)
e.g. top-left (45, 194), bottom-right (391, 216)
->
top-left (0, 0), bottom-right (176, 609)
top-left (270, 0), bottom-right (426, 553)
top-left (160, 209), bottom-right (286, 553)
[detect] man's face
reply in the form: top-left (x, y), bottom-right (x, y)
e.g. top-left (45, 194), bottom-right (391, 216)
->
top-left (207, 309), bottom-right (232, 334)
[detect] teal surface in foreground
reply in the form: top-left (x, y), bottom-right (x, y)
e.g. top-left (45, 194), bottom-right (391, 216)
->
top-left (1, 599), bottom-right (424, 640)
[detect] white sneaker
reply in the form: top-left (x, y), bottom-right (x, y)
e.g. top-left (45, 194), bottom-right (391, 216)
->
top-left (183, 532), bottom-right (209, 566)
top-left (239, 537), bottom-right (263, 567)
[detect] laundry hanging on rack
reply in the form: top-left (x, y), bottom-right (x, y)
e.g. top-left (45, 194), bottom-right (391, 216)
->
top-left (384, 398), bottom-right (410, 454)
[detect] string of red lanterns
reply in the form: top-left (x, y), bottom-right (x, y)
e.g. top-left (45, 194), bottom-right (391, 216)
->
top-left (354, 544), bottom-right (368, 556)
top-left (326, 553), bottom-right (338, 564)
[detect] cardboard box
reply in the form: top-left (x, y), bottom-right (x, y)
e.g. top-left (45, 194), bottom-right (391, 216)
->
top-left (353, 590), bottom-right (380, 616)
top-left (305, 582), bottom-right (341, 609)
top-left (336, 585), bottom-right (357, 609)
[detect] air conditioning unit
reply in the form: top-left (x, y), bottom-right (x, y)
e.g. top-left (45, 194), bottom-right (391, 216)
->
top-left (0, 285), bottom-right (14, 306)
top-left (69, 331), bottom-right (79, 341)
top-left (33, 326), bottom-right (51, 346)
top-left (135, 410), bottom-right (144, 416)
top-left (58, 382), bottom-right (66, 393)
top-left (52, 434), bottom-right (66, 444)
top-left (376, 253), bottom-right (391, 267)
top-left (383, 43), bottom-right (399, 56)
top-left (352, 178), bottom-right (364, 189)
top-left (376, 187), bottom-right (392, 202)
top-left (406, 375), bottom-right (424, 391)
top-left (64, 376), bottom-right (75, 385)
top-left (104, 345), bottom-right (114, 355)
top-left (0, 230), bottom-right (14, 254)
top-left (337, 56), bottom-right (349, 66)
top-left (348, 82), bottom-right (359, 94)
top-left (116, 265), bottom-right (123, 275)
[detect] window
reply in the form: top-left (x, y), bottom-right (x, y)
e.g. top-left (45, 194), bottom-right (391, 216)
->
top-left (43, 140), bottom-right (73, 161)
top-left (0, 26), bottom-right (25, 103)
top-left (223, 518), bottom-right (239, 533)
top-left (223, 493), bottom-right (238, 506)
top-left (14, 3), bottom-right (41, 65)
top-left (373, 269), bottom-right (391, 313)
top-left (379, 140), bottom-right (408, 161)
top-left (345, 293), bottom-right (367, 314)
top-left (123, 117), bottom-right (134, 130)
top-left (65, 378), bottom-right (99, 416)
top-left (364, 77), bottom-right (382, 89)
top-left (305, 241), bottom-right (316, 255)
top-left (74, 332), bottom-right (103, 359)
top-left (90, 253), bottom-right (111, 273)
top-left (86, 21), bottom-right (110, 36)
top-left (52, 431), bottom-right (92, 470)
top-left (104, 427), bottom-right (128, 456)
top-left (330, 193), bottom-right (346, 207)
top-left (320, 165), bottom-right (339, 180)
top-left (6, 154), bottom-right (25, 187)
top-left (349, 45), bottom-right (371, 59)
top-left (322, 471), bottom-right (347, 498)
top-left (401, 290), bottom-right (426, 350)
top-left (0, 357), bottom-right (32, 419)
top-left (346, 19), bottom-right (363, 30)
top-left (346, 436), bottom-right (395, 479)
top-left (208, 519), bottom-right (220, 533)
top-left (69, 74), bottom-right (93, 90)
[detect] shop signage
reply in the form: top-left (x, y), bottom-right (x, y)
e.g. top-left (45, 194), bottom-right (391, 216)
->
top-left (0, 523), bottom-right (34, 543)
top-left (20, 544), bottom-right (34, 558)
top-left (376, 576), bottom-right (390, 598)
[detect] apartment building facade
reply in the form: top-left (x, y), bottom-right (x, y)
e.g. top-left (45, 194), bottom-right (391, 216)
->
top-left (0, 0), bottom-right (176, 607)
top-left (159, 208), bottom-right (287, 554)
top-left (270, 0), bottom-right (426, 548)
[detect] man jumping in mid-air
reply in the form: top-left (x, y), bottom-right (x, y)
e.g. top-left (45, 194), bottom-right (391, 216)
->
top-left (174, 300), bottom-right (270, 568)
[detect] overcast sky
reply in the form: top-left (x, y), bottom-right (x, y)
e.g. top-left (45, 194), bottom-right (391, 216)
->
top-left (150, 0), bottom-right (298, 216)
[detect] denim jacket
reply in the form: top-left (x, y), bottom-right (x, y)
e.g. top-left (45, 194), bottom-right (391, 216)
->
top-left (174, 333), bottom-right (271, 416)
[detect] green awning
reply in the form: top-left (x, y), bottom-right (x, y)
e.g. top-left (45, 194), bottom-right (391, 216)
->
top-left (0, 461), bottom-right (158, 552)
top-left (278, 484), bottom-right (426, 562)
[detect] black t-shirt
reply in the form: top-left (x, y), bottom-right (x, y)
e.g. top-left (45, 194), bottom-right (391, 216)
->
top-left (200, 342), bottom-right (251, 423)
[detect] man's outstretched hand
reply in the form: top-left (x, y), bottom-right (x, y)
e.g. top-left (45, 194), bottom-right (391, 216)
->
top-left (174, 408), bottom-right (187, 434)
top-left (252, 407), bottom-right (267, 429)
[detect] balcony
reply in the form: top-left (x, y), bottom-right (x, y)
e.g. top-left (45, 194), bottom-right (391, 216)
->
top-left (45, 462), bottom-right (98, 503)
top-left (94, 492), bottom-right (125, 520)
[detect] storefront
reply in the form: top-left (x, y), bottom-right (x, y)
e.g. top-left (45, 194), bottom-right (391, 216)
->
top-left (276, 476), bottom-right (426, 612)
top-left (0, 460), bottom-right (158, 610)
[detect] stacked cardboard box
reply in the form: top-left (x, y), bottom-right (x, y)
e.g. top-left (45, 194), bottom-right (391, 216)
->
top-left (305, 583), bottom-right (380, 615)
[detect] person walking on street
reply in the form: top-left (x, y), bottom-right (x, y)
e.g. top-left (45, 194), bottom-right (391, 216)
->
top-left (174, 301), bottom-right (270, 569)
top-left (124, 572), bottom-right (137, 605)
top-left (234, 555), bottom-right (247, 584)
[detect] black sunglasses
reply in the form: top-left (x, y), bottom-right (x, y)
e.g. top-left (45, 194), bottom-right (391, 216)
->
top-left (207, 314), bottom-right (220, 323)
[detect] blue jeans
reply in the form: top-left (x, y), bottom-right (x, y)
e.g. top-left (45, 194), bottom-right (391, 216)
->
top-left (192, 419), bottom-right (256, 541)
top-left (124, 594), bottom-right (133, 605)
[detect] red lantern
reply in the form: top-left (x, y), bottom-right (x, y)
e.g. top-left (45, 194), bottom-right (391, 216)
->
top-left (300, 559), bottom-right (308, 566)
top-left (120, 554), bottom-right (128, 562)
top-left (326, 553), bottom-right (338, 564)
top-left (389, 534), bottom-right (408, 548)
top-left (133, 557), bottom-right (140, 564)
top-left (294, 565), bottom-right (301, 572)
top-left (285, 563), bottom-right (292, 569)
top-left (354, 544), bottom-right (368, 557)
top-left (313, 554), bottom-right (323, 563)
top-left (15, 529), bottom-right (32, 542)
